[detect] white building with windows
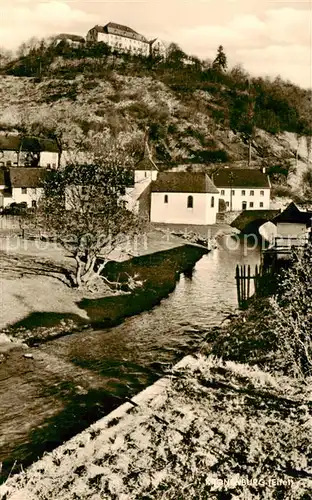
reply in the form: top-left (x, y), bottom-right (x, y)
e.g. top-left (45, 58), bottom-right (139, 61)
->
top-left (0, 135), bottom-right (61, 169)
top-left (86, 22), bottom-right (150, 57)
top-left (149, 38), bottom-right (167, 58)
top-left (0, 168), bottom-right (45, 208)
top-left (212, 168), bottom-right (271, 211)
top-left (150, 172), bottom-right (219, 225)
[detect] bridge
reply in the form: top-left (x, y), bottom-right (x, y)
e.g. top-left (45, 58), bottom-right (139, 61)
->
top-left (230, 209), bottom-right (280, 236)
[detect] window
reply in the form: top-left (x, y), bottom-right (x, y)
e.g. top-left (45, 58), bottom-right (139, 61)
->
top-left (31, 200), bottom-right (37, 208)
top-left (260, 190), bottom-right (264, 196)
top-left (250, 202), bottom-right (254, 208)
top-left (231, 190), bottom-right (235, 195)
top-left (21, 187), bottom-right (27, 194)
top-left (211, 196), bottom-right (214, 208)
top-left (221, 190), bottom-right (225, 195)
top-left (81, 186), bottom-right (87, 195)
top-left (144, 171), bottom-right (147, 178)
top-left (47, 163), bottom-right (51, 168)
top-left (250, 190), bottom-right (254, 196)
top-left (187, 195), bottom-right (193, 208)
top-left (164, 194), bottom-right (168, 204)
top-left (260, 202), bottom-right (263, 208)
top-left (226, 201), bottom-right (229, 207)
top-left (241, 190), bottom-right (246, 196)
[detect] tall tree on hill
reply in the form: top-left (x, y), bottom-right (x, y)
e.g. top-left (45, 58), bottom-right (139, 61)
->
top-left (166, 42), bottom-right (187, 67)
top-left (212, 45), bottom-right (227, 72)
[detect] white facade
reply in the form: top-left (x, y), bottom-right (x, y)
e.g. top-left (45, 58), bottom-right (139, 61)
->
top-left (87, 29), bottom-right (150, 56)
top-left (218, 187), bottom-right (270, 211)
top-left (149, 39), bottom-right (166, 58)
top-left (276, 222), bottom-right (308, 239)
top-left (3, 187), bottom-right (43, 208)
top-left (135, 169), bottom-right (158, 184)
top-left (40, 151), bottom-right (59, 168)
top-left (151, 192), bottom-right (219, 225)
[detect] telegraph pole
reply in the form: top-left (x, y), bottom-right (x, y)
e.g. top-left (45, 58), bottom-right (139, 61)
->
top-left (229, 171), bottom-right (234, 211)
top-left (247, 78), bottom-right (255, 167)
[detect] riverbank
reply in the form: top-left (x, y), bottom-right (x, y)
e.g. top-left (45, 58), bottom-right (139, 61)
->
top-left (1, 338), bottom-right (311, 500)
top-left (1, 229), bottom-right (207, 340)
top-left (2, 281), bottom-right (312, 499)
top-left (0, 230), bottom-right (211, 482)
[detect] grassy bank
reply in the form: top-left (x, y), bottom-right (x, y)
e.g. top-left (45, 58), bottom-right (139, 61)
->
top-left (1, 242), bottom-right (311, 499)
top-left (1, 352), bottom-right (310, 499)
top-left (2, 264), bottom-right (311, 499)
top-left (1, 231), bottom-right (206, 343)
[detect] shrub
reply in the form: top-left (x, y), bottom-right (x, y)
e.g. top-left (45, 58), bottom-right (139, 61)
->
top-left (268, 243), bottom-right (312, 379)
top-left (271, 185), bottom-right (293, 198)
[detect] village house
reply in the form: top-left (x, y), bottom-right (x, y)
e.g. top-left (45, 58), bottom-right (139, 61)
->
top-left (150, 172), bottom-right (219, 225)
top-left (0, 168), bottom-right (46, 209)
top-left (0, 135), bottom-right (61, 169)
top-left (272, 202), bottom-right (312, 246)
top-left (212, 168), bottom-right (271, 211)
top-left (86, 22), bottom-right (150, 57)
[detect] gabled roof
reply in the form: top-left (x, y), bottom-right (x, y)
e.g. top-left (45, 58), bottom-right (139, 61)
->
top-left (9, 168), bottom-right (47, 188)
top-left (0, 135), bottom-right (59, 153)
top-left (213, 168), bottom-right (270, 188)
top-left (0, 135), bottom-right (20, 151)
top-left (54, 33), bottom-right (85, 42)
top-left (151, 172), bottom-right (219, 194)
top-left (273, 202), bottom-right (312, 225)
top-left (93, 22), bottom-right (148, 42)
top-left (135, 157), bottom-right (158, 171)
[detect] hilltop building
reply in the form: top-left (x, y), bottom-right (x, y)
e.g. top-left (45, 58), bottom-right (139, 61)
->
top-left (86, 22), bottom-right (166, 58)
top-left (212, 168), bottom-right (271, 211)
top-left (52, 34), bottom-right (85, 48)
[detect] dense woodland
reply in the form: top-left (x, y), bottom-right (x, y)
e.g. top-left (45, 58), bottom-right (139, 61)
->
top-left (0, 38), bottom-right (311, 199)
top-left (1, 39), bottom-right (311, 139)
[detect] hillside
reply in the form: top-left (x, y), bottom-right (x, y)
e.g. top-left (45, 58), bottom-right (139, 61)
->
top-left (0, 49), bottom-right (311, 199)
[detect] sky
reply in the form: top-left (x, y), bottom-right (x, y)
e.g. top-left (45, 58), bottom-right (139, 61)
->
top-left (0, 0), bottom-right (311, 88)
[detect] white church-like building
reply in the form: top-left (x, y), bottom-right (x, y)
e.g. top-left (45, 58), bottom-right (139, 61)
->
top-left (150, 172), bottom-right (220, 225)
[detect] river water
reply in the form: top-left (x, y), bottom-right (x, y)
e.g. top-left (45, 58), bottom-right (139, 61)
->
top-left (1, 236), bottom-right (261, 479)
top-left (40, 236), bottom-right (261, 397)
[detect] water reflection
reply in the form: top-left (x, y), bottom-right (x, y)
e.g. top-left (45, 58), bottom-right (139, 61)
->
top-left (41, 239), bottom-right (261, 395)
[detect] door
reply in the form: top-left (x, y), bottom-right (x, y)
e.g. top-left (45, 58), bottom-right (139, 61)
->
top-left (242, 201), bottom-right (247, 210)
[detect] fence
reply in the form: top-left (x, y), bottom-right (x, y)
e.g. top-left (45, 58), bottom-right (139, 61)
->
top-left (235, 264), bottom-right (264, 309)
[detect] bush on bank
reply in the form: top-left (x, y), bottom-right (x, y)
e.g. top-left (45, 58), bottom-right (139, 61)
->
top-left (208, 241), bottom-right (312, 381)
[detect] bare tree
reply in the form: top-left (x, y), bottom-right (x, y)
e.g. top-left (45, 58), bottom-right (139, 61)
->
top-left (32, 141), bottom-right (145, 291)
